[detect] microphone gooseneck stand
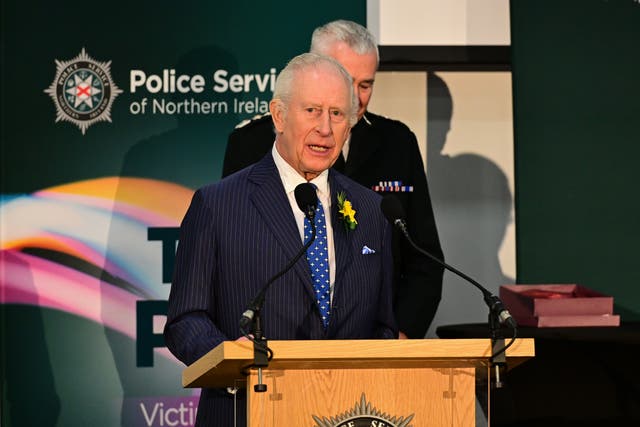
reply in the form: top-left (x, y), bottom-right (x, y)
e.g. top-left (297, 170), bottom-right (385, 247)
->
top-left (250, 309), bottom-right (269, 392)
top-left (239, 183), bottom-right (318, 392)
top-left (381, 195), bottom-right (518, 388)
top-left (240, 222), bottom-right (315, 393)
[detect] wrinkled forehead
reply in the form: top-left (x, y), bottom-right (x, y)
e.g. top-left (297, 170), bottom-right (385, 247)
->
top-left (290, 65), bottom-right (351, 104)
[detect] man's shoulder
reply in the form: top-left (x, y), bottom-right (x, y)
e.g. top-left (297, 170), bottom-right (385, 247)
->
top-left (201, 163), bottom-right (256, 195)
top-left (223, 114), bottom-right (274, 177)
top-left (364, 111), bottom-right (414, 137)
top-left (354, 112), bottom-right (420, 158)
top-left (193, 170), bottom-right (258, 214)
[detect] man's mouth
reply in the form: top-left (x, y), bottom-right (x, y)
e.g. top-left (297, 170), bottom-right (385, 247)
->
top-left (308, 145), bottom-right (331, 152)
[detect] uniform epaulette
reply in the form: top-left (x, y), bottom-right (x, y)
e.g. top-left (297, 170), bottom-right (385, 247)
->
top-left (234, 112), bottom-right (272, 129)
top-left (365, 111), bottom-right (413, 133)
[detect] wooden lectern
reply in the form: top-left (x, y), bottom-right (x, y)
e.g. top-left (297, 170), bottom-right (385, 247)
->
top-left (183, 339), bottom-right (534, 426)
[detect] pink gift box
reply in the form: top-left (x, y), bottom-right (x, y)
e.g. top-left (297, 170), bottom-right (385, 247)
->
top-left (499, 284), bottom-right (620, 327)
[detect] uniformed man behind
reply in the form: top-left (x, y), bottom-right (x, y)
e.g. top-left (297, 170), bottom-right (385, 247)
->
top-left (222, 19), bottom-right (444, 339)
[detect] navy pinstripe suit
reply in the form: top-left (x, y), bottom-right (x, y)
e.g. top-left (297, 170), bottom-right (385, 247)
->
top-left (164, 153), bottom-right (397, 425)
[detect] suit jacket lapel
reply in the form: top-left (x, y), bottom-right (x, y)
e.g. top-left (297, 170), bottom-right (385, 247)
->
top-left (329, 172), bottom-right (354, 289)
top-left (247, 155), bottom-right (314, 293)
top-left (345, 114), bottom-right (383, 176)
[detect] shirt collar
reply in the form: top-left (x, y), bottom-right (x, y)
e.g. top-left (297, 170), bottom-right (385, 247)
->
top-left (272, 143), bottom-right (329, 196)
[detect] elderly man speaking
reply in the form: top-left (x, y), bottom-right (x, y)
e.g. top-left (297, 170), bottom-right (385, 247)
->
top-left (164, 53), bottom-right (397, 426)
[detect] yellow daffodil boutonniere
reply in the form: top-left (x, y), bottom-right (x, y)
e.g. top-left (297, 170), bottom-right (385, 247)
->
top-left (337, 191), bottom-right (357, 231)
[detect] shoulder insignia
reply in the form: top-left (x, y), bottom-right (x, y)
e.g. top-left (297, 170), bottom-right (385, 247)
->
top-left (234, 112), bottom-right (272, 129)
top-left (235, 118), bottom-right (251, 129)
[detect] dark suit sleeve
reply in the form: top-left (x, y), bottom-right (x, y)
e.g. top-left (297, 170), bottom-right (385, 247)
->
top-left (395, 131), bottom-right (445, 338)
top-left (164, 190), bottom-right (226, 365)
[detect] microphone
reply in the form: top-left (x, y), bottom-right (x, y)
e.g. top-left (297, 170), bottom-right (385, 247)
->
top-left (238, 183), bottom-right (318, 330)
top-left (295, 182), bottom-right (318, 220)
top-left (380, 195), bottom-right (517, 329)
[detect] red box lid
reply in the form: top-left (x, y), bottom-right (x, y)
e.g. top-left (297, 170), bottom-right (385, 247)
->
top-left (499, 284), bottom-right (615, 326)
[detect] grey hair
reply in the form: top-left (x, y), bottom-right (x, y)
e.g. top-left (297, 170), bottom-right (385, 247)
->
top-left (272, 52), bottom-right (359, 127)
top-left (310, 20), bottom-right (379, 64)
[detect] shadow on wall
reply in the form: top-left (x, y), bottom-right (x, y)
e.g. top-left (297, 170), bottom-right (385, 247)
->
top-left (100, 45), bottom-right (241, 426)
top-left (426, 72), bottom-right (514, 336)
top-left (120, 45), bottom-right (242, 188)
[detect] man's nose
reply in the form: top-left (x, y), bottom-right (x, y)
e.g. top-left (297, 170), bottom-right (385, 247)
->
top-left (316, 110), bottom-right (332, 136)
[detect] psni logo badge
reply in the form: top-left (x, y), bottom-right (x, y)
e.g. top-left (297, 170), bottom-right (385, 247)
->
top-left (44, 48), bottom-right (122, 134)
top-left (312, 394), bottom-right (414, 427)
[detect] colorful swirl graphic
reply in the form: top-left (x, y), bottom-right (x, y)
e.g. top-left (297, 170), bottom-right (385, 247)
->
top-left (1, 177), bottom-right (193, 351)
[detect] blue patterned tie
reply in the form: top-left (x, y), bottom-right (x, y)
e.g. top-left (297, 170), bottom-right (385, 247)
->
top-left (303, 195), bottom-right (330, 329)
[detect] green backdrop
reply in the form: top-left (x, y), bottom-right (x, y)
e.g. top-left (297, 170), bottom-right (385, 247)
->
top-left (0, 2), bottom-right (365, 426)
top-left (511, 0), bottom-right (640, 320)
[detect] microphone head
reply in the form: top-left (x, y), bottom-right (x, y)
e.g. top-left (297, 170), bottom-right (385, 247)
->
top-left (294, 183), bottom-right (317, 217)
top-left (380, 195), bottom-right (406, 224)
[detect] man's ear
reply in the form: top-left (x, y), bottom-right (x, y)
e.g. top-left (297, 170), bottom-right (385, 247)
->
top-left (270, 99), bottom-right (285, 133)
